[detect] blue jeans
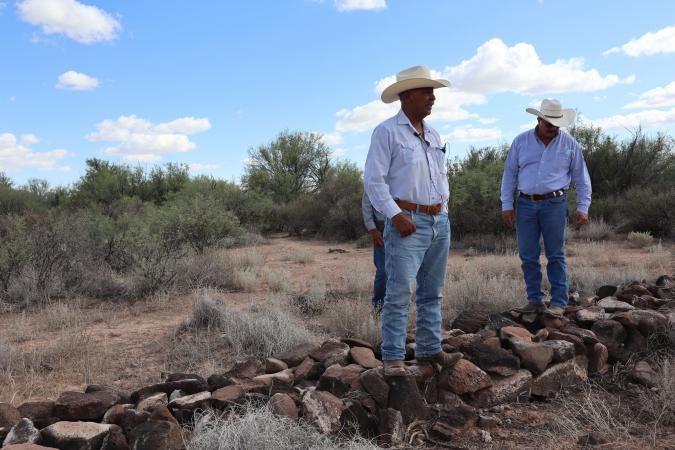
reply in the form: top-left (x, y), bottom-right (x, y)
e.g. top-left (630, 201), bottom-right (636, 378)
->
top-left (372, 243), bottom-right (387, 310)
top-left (516, 195), bottom-right (569, 308)
top-left (381, 211), bottom-right (450, 361)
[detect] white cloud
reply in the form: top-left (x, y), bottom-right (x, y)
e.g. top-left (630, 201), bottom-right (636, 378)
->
top-left (335, 100), bottom-right (397, 134)
top-left (320, 131), bottom-right (342, 146)
top-left (588, 108), bottom-right (675, 130)
top-left (446, 38), bottom-right (634, 94)
top-left (18, 0), bottom-right (120, 44)
top-left (334, 0), bottom-right (386, 12)
top-left (605, 25), bottom-right (675, 57)
top-left (56, 70), bottom-right (99, 90)
top-left (442, 125), bottom-right (502, 143)
top-left (478, 117), bottom-right (498, 125)
top-left (0, 132), bottom-right (70, 171)
top-left (331, 147), bottom-right (347, 157)
top-left (624, 81), bottom-right (675, 110)
top-left (87, 115), bottom-right (211, 162)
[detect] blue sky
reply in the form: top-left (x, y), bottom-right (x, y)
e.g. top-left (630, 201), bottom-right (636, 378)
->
top-left (2, 0), bottom-right (675, 187)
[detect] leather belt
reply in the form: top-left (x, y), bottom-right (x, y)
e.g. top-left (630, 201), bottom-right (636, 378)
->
top-left (395, 199), bottom-right (442, 215)
top-left (519, 189), bottom-right (566, 201)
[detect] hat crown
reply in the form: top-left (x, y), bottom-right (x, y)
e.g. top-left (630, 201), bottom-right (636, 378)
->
top-left (396, 65), bottom-right (432, 82)
top-left (540, 99), bottom-right (563, 118)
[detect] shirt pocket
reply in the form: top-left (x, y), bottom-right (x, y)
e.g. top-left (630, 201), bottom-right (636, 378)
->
top-left (401, 143), bottom-right (424, 164)
top-left (556, 147), bottom-right (573, 169)
top-left (431, 146), bottom-right (448, 175)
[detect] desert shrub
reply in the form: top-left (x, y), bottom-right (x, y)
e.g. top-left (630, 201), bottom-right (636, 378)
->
top-left (183, 292), bottom-right (315, 359)
top-left (568, 218), bottom-right (613, 241)
top-left (627, 231), bottom-right (653, 248)
top-left (263, 268), bottom-right (291, 293)
top-left (162, 193), bottom-right (242, 254)
top-left (0, 215), bottom-right (30, 297)
top-left (619, 188), bottom-right (674, 237)
top-left (321, 298), bottom-right (381, 347)
top-left (188, 407), bottom-right (379, 450)
top-left (638, 358), bottom-right (675, 430)
top-left (452, 233), bottom-right (517, 254)
top-left (282, 249), bottom-right (315, 264)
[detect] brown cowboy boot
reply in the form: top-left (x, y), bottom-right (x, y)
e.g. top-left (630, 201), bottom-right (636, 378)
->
top-left (416, 351), bottom-right (463, 368)
top-left (383, 360), bottom-right (408, 377)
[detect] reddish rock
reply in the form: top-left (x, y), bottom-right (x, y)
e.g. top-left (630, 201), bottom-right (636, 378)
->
top-left (265, 358), bottom-right (288, 374)
top-left (340, 401), bottom-right (377, 438)
top-left (349, 346), bottom-right (382, 369)
top-left (277, 342), bottom-right (321, 367)
top-left (0, 403), bottom-right (22, 433)
top-left (100, 426), bottom-right (129, 450)
top-left (317, 364), bottom-right (364, 397)
top-left (3, 418), bottom-right (40, 446)
top-left (17, 401), bottom-right (56, 429)
top-left (131, 379), bottom-right (208, 403)
top-left (471, 370), bottom-right (533, 408)
top-left (3, 445), bottom-right (58, 450)
top-left (136, 393), bottom-right (168, 412)
top-left (531, 358), bottom-right (588, 397)
top-left (509, 340), bottom-right (554, 374)
top-left (377, 408), bottom-right (404, 446)
top-left (54, 391), bottom-right (119, 422)
top-left (301, 388), bottom-right (344, 434)
top-left (386, 374), bottom-right (431, 424)
top-left (560, 324), bottom-right (599, 345)
top-left (253, 369), bottom-right (295, 387)
top-left (438, 359), bottom-right (492, 395)
top-left (340, 337), bottom-right (374, 350)
top-left (462, 343), bottom-right (521, 376)
top-left (40, 421), bottom-right (118, 450)
top-left (211, 385), bottom-right (246, 409)
top-left (587, 342), bottom-right (609, 375)
top-left (107, 407), bottom-right (149, 435)
top-left (591, 319), bottom-right (627, 351)
top-left (533, 329), bottom-right (549, 343)
top-left (168, 391), bottom-right (211, 424)
top-left (269, 393), bottom-right (298, 419)
top-left (542, 340), bottom-right (575, 363)
top-left (542, 316), bottom-right (565, 329)
top-left (451, 309), bottom-right (490, 333)
top-left (500, 326), bottom-right (533, 342)
top-left (595, 285), bottom-right (618, 299)
top-left (128, 419), bottom-right (184, 450)
top-left (224, 358), bottom-right (261, 379)
top-left (548, 330), bottom-right (586, 355)
top-left (85, 385), bottom-right (130, 405)
top-left (630, 360), bottom-right (658, 387)
top-left (359, 368), bottom-right (389, 408)
top-left (575, 306), bottom-right (610, 325)
top-left (310, 339), bottom-right (350, 367)
top-left (612, 310), bottom-right (668, 336)
top-left (597, 297), bottom-right (635, 312)
top-left (292, 357), bottom-right (322, 381)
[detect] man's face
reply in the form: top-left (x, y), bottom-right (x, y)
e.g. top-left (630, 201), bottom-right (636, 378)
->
top-left (537, 117), bottom-right (559, 140)
top-left (402, 87), bottom-right (436, 117)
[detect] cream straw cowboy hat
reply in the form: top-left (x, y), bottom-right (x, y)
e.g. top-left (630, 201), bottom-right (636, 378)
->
top-left (381, 65), bottom-right (450, 104)
top-left (526, 99), bottom-right (576, 127)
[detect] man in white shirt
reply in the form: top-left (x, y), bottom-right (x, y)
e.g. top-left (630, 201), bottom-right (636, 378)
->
top-left (364, 65), bottom-right (462, 376)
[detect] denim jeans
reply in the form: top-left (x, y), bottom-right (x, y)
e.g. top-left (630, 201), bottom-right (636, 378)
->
top-left (516, 195), bottom-right (569, 308)
top-left (381, 211), bottom-right (450, 361)
top-left (372, 243), bottom-right (387, 310)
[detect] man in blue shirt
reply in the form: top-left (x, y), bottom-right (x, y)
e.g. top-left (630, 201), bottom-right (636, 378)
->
top-left (362, 191), bottom-right (387, 312)
top-left (365, 66), bottom-right (462, 376)
top-left (500, 99), bottom-right (592, 318)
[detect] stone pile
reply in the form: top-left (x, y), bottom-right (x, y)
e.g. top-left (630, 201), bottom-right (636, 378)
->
top-left (0, 276), bottom-right (673, 449)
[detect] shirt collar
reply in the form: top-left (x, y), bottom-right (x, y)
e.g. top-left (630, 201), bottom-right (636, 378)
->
top-left (397, 109), bottom-right (430, 135)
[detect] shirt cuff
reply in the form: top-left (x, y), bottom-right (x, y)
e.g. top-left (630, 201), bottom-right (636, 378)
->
top-left (501, 201), bottom-right (514, 211)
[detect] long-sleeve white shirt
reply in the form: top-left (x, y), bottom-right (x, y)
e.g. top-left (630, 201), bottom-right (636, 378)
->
top-left (364, 109), bottom-right (449, 219)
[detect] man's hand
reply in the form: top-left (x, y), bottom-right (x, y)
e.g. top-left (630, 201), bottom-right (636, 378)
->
top-left (502, 210), bottom-right (515, 228)
top-left (369, 229), bottom-right (384, 247)
top-left (392, 212), bottom-right (416, 237)
top-left (575, 211), bottom-right (589, 226)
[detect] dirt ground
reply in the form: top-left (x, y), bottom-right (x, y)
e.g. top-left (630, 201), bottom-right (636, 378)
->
top-left (0, 235), bottom-right (673, 449)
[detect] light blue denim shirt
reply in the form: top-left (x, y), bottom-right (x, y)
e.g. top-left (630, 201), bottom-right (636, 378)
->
top-left (361, 192), bottom-right (385, 231)
top-left (500, 128), bottom-right (592, 213)
top-left (364, 109), bottom-right (449, 219)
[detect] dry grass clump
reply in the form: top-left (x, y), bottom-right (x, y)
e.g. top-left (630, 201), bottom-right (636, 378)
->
top-left (320, 297), bottom-right (381, 348)
top-left (567, 218), bottom-right (613, 241)
top-left (627, 231), bottom-right (654, 248)
top-left (179, 291), bottom-right (316, 360)
top-left (282, 249), bottom-right (315, 264)
top-left (639, 358), bottom-right (675, 436)
top-left (174, 249), bottom-right (266, 292)
top-left (341, 264), bottom-right (373, 298)
top-left (188, 407), bottom-right (380, 450)
top-left (263, 268), bottom-right (292, 293)
top-left (453, 233), bottom-right (518, 255)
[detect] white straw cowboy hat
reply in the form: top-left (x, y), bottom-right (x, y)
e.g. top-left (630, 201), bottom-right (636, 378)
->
top-left (381, 65), bottom-right (450, 104)
top-left (526, 99), bottom-right (576, 127)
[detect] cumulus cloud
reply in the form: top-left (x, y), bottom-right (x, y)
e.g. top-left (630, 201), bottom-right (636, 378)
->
top-left (446, 38), bottom-right (634, 94)
top-left (442, 125), bottom-right (502, 143)
top-left (56, 70), bottom-right (99, 90)
top-left (189, 163), bottom-right (222, 172)
top-left (0, 132), bottom-right (70, 171)
top-left (87, 115), bottom-right (211, 162)
top-left (334, 0), bottom-right (386, 12)
top-left (624, 81), bottom-right (675, 110)
top-left (588, 108), bottom-right (675, 130)
top-left (320, 131), bottom-right (342, 146)
top-left (18, 0), bottom-right (120, 44)
top-left (605, 25), bottom-right (675, 57)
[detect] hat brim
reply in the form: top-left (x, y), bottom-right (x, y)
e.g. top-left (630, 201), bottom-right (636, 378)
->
top-left (381, 78), bottom-right (450, 104)
top-left (526, 107), bottom-right (576, 127)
